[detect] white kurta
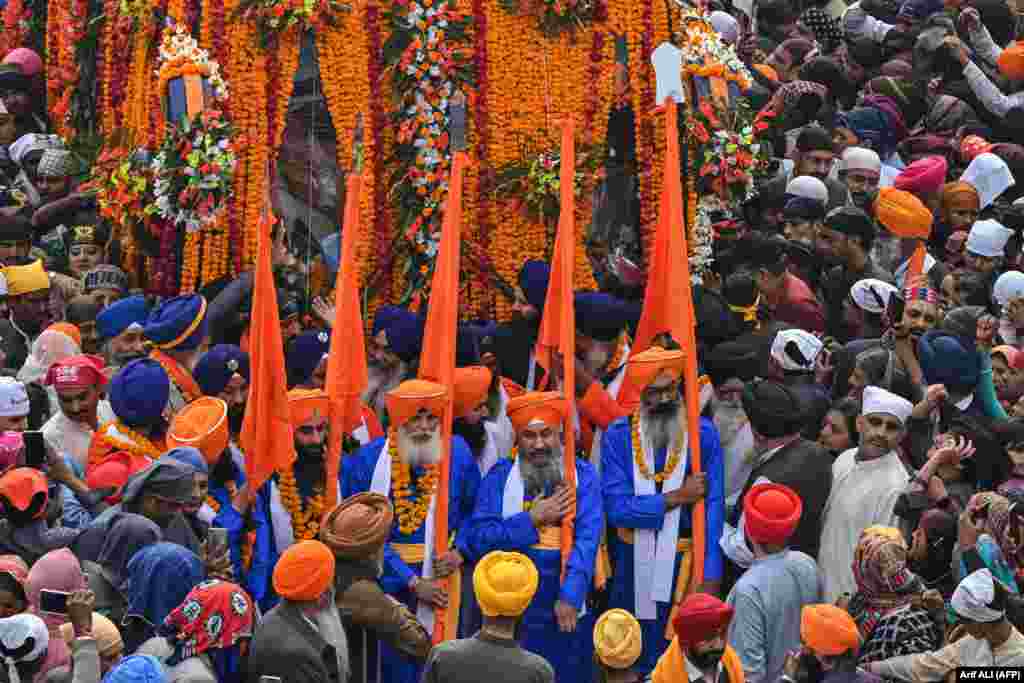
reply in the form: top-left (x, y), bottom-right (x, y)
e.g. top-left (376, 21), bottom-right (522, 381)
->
top-left (819, 448), bottom-right (908, 602)
top-left (875, 628), bottom-right (1024, 681)
top-left (41, 400), bottom-right (114, 470)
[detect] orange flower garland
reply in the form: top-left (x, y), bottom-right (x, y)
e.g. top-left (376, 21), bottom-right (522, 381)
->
top-left (630, 410), bottom-right (682, 483)
top-left (92, 420), bottom-right (164, 468)
top-left (204, 482), bottom-right (255, 570)
top-left (277, 466), bottom-right (324, 540)
top-left (389, 429), bottom-right (439, 535)
top-left (150, 349), bottom-right (203, 403)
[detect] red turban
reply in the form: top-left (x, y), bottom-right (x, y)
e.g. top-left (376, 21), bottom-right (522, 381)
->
top-left (85, 453), bottom-right (133, 504)
top-left (453, 366), bottom-right (492, 419)
top-left (506, 392), bottom-right (569, 432)
top-left (893, 156), bottom-right (948, 196)
top-left (672, 593), bottom-right (734, 647)
top-left (45, 355), bottom-right (107, 390)
top-left (744, 483), bottom-right (802, 546)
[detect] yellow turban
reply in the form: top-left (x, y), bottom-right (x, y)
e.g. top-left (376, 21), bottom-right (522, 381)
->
top-left (874, 188), bottom-right (933, 239)
top-left (594, 609), bottom-right (643, 670)
top-left (624, 346), bottom-right (686, 391)
top-left (473, 550), bottom-right (539, 617)
top-left (998, 41), bottom-right (1024, 81)
top-left (801, 604), bottom-right (861, 656)
top-left (273, 540), bottom-right (336, 602)
top-left (3, 259), bottom-right (48, 297)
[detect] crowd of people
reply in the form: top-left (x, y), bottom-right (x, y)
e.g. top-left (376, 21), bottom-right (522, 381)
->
top-left (1, 0), bottom-right (1024, 680)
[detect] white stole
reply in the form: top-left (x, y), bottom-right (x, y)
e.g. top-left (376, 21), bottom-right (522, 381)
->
top-left (370, 437), bottom-right (438, 632)
top-left (479, 422), bottom-right (501, 477)
top-left (501, 458), bottom-right (527, 518)
top-left (632, 416), bottom-right (687, 621)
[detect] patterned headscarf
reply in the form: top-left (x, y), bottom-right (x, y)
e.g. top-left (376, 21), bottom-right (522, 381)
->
top-left (970, 492), bottom-right (1024, 570)
top-left (801, 7), bottom-right (844, 53)
top-left (848, 526), bottom-right (924, 637)
top-left (160, 580), bottom-right (253, 681)
top-left (772, 81), bottom-right (829, 121)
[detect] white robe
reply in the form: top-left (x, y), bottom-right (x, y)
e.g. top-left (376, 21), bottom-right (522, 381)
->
top-left (819, 448), bottom-right (908, 602)
top-left (41, 400), bottom-right (113, 471)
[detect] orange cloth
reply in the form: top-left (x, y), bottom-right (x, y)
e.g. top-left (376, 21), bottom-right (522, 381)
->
top-left (453, 366), bottom-right (492, 418)
top-left (652, 639), bottom-right (745, 683)
top-left (752, 64), bottom-right (779, 83)
top-left (941, 181), bottom-right (980, 220)
top-left (0, 467), bottom-right (47, 518)
top-left (239, 207), bottom-right (297, 494)
top-left (288, 388), bottom-right (329, 429)
top-left (272, 540), bottom-right (335, 602)
top-left (874, 187), bottom-right (933, 239)
top-left (325, 171), bottom-right (370, 512)
top-left (624, 346), bottom-right (686, 392)
top-left (506, 391), bottom-right (569, 432)
top-left (384, 379), bottom-right (447, 429)
top-left (85, 453), bottom-right (132, 504)
top-left (801, 604), bottom-right (861, 656)
top-left (500, 377), bottom-right (526, 399)
top-left (360, 404), bottom-right (384, 441)
top-left (47, 322), bottom-right (81, 348)
top-left (167, 396), bottom-right (229, 465)
top-left (999, 41), bottom-right (1024, 81)
top-left (320, 492), bottom-right (394, 559)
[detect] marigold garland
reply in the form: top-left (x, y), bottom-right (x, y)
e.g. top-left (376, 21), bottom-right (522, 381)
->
top-left (277, 466), bottom-right (324, 540)
top-left (93, 420), bottom-right (164, 466)
top-left (630, 410), bottom-right (682, 483)
top-left (151, 349), bottom-right (203, 403)
top-left (205, 481), bottom-right (255, 570)
top-left (389, 430), bottom-right (439, 535)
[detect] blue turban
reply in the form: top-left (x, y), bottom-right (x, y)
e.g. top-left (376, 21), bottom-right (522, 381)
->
top-left (125, 543), bottom-right (204, 643)
top-left (574, 292), bottom-right (628, 342)
top-left (164, 446), bottom-right (208, 474)
top-left (194, 344), bottom-right (250, 396)
top-left (371, 306), bottom-right (423, 364)
top-left (102, 655), bottom-right (167, 683)
top-left (838, 106), bottom-right (899, 160)
top-left (144, 294), bottom-right (209, 351)
top-left (97, 295), bottom-right (149, 341)
top-left (917, 330), bottom-right (981, 395)
top-left (518, 260), bottom-right (551, 312)
top-left (109, 359), bottom-right (170, 428)
top-left (286, 330), bottom-right (330, 386)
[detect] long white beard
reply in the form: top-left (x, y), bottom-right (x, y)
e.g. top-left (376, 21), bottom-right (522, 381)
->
top-left (310, 596), bottom-right (349, 682)
top-left (640, 403), bottom-right (683, 454)
top-left (520, 442), bottom-right (564, 496)
top-left (363, 360), bottom-right (407, 416)
top-left (713, 399), bottom-right (748, 447)
top-left (398, 428), bottom-right (442, 467)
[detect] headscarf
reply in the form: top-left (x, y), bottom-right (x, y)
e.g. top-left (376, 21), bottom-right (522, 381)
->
top-left (0, 614), bottom-right (48, 682)
top-left (159, 580), bottom-right (253, 681)
top-left (125, 543), bottom-right (204, 632)
top-left (940, 182), bottom-right (980, 223)
top-left (16, 325), bottom-right (81, 393)
top-left (861, 96), bottom-right (909, 146)
top-left (272, 540), bottom-right (334, 602)
top-left (848, 527), bottom-right (924, 637)
top-left (838, 105), bottom-right (904, 159)
top-left (26, 548), bottom-right (86, 679)
top-left (772, 81), bottom-right (829, 120)
top-left (968, 492), bottom-right (1024, 571)
top-left (96, 513), bottom-right (163, 591)
top-left (102, 655), bottom-right (165, 683)
top-left (59, 612), bottom-right (122, 658)
top-left (801, 7), bottom-right (843, 53)
top-left (473, 551), bottom-right (540, 617)
top-left (923, 96), bottom-right (980, 137)
top-left (593, 609), bottom-right (642, 670)
top-left (320, 493), bottom-right (394, 560)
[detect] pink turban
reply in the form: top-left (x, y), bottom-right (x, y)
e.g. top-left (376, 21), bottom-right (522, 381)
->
top-left (894, 156), bottom-right (948, 196)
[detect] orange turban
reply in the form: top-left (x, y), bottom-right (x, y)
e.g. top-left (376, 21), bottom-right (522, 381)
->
top-left (272, 540), bottom-right (336, 602)
top-left (940, 181), bottom-right (980, 218)
top-left (473, 550), bottom-right (539, 617)
top-left (288, 388), bottom-right (329, 429)
top-left (594, 609), bottom-right (643, 670)
top-left (506, 391), bottom-right (569, 432)
top-left (998, 41), bottom-right (1024, 81)
top-left (453, 366), bottom-right (492, 418)
top-left (320, 492), bottom-right (394, 559)
top-left (801, 604), bottom-right (861, 656)
top-left (874, 187), bottom-right (933, 239)
top-left (624, 346), bottom-right (686, 391)
top-left (47, 322), bottom-right (81, 348)
top-left (384, 379), bottom-right (447, 429)
top-left (0, 467), bottom-right (47, 520)
top-left (167, 396), bottom-right (229, 465)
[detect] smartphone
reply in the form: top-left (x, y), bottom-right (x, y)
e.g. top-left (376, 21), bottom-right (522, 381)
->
top-left (259, 677), bottom-right (283, 683)
top-left (22, 431), bottom-right (45, 469)
top-left (39, 589), bottom-right (69, 615)
top-left (208, 527), bottom-right (229, 559)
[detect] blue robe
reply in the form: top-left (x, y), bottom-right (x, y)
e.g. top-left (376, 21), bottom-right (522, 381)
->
top-left (341, 435), bottom-right (481, 683)
top-left (206, 480), bottom-right (278, 612)
top-left (600, 415), bottom-right (725, 675)
top-left (464, 457), bottom-right (603, 683)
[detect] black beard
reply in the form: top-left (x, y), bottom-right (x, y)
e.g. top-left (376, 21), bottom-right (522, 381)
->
top-left (453, 418), bottom-right (487, 454)
top-left (228, 407), bottom-right (245, 435)
top-left (690, 649), bottom-right (725, 671)
top-left (296, 443), bottom-right (325, 461)
top-left (211, 451), bottom-right (239, 487)
top-left (650, 400), bottom-right (681, 417)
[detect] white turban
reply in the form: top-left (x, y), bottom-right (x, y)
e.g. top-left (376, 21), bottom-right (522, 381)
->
top-left (770, 329), bottom-right (822, 372)
top-left (0, 379), bottom-right (28, 418)
top-left (785, 175), bottom-right (829, 203)
top-left (994, 271), bottom-right (1024, 307)
top-left (861, 385), bottom-right (912, 425)
top-left (710, 11), bottom-right (740, 44)
top-left (951, 569), bottom-right (1006, 623)
top-left (850, 279), bottom-right (897, 314)
top-left (961, 153), bottom-right (1015, 209)
top-left (966, 219), bottom-right (1014, 258)
top-left (842, 147), bottom-right (881, 176)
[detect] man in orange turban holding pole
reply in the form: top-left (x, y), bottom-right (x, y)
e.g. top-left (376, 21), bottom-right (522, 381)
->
top-left (599, 346), bottom-right (726, 677)
top-left (464, 390), bottom-right (603, 683)
top-left (340, 378), bottom-right (481, 683)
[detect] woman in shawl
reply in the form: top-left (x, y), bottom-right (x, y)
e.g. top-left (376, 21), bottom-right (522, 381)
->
top-left (121, 543), bottom-right (204, 656)
top-left (16, 325), bottom-right (80, 418)
top-left (137, 580), bottom-right (253, 683)
top-left (81, 514), bottom-right (162, 626)
top-left (25, 549), bottom-right (86, 681)
top-left (908, 508), bottom-right (958, 597)
top-left (960, 491), bottom-right (1024, 591)
top-left (0, 557), bottom-right (28, 621)
top-left (847, 527), bottom-right (944, 666)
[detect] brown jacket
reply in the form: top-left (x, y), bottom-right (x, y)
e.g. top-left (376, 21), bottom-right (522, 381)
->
top-left (334, 558), bottom-right (432, 663)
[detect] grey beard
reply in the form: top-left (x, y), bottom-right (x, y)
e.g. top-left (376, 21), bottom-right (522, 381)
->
top-left (713, 400), bottom-right (748, 447)
top-left (641, 405), bottom-right (681, 453)
top-left (363, 361), bottom-right (407, 417)
top-left (520, 443), bottom-right (564, 496)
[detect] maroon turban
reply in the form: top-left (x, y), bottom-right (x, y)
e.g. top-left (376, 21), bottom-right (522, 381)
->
top-left (672, 593), bottom-right (734, 647)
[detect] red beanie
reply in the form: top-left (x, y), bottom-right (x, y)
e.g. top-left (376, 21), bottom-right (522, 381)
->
top-left (744, 483), bottom-right (802, 546)
top-left (672, 593), bottom-right (734, 647)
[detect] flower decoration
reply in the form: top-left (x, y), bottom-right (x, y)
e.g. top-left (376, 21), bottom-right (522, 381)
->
top-left (236, 0), bottom-right (350, 47)
top-left (156, 22), bottom-right (229, 112)
top-left (499, 0), bottom-right (607, 37)
top-left (675, 7), bottom-right (753, 90)
top-left (82, 147), bottom-right (153, 230)
top-left (492, 140), bottom-right (605, 224)
top-left (146, 109), bottom-right (237, 232)
top-left (690, 195), bottom-right (725, 278)
top-left (687, 97), bottom-right (768, 204)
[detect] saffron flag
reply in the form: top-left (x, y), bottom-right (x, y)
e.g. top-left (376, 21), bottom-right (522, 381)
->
top-left (240, 206), bottom-right (296, 495)
top-left (324, 171), bottom-right (369, 512)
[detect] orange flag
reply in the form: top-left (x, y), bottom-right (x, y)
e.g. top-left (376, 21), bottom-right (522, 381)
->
top-left (240, 206), bottom-right (296, 495)
top-left (534, 120), bottom-right (577, 577)
top-left (418, 150), bottom-right (468, 643)
top-left (324, 171), bottom-right (369, 512)
top-left (628, 99), bottom-right (706, 608)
